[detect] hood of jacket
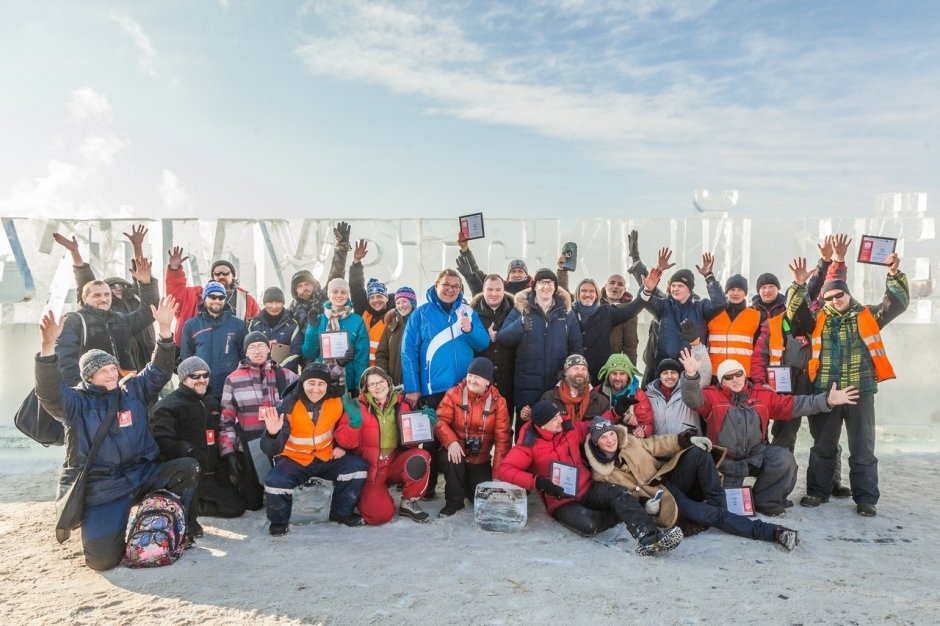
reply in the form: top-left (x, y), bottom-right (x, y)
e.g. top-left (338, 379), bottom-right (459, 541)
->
top-left (512, 287), bottom-right (572, 316)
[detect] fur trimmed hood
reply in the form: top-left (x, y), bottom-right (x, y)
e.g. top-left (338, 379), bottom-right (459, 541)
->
top-left (513, 287), bottom-right (573, 316)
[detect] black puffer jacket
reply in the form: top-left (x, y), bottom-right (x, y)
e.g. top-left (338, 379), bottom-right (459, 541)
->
top-left (150, 384), bottom-right (225, 474)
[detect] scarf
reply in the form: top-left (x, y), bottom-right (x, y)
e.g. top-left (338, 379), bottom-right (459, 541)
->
top-left (324, 302), bottom-right (352, 331)
top-left (558, 380), bottom-right (592, 421)
top-left (574, 300), bottom-right (599, 324)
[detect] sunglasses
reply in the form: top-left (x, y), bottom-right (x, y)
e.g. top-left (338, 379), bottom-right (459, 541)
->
top-left (188, 372), bottom-right (210, 380)
top-left (206, 294), bottom-right (226, 301)
top-left (823, 292), bottom-right (845, 302)
top-left (591, 420), bottom-right (613, 430)
top-left (722, 370), bottom-right (745, 381)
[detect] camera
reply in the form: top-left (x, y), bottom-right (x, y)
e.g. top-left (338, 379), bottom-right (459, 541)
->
top-left (465, 436), bottom-right (483, 456)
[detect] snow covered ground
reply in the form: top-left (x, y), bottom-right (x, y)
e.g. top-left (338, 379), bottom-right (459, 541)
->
top-left (2, 439), bottom-right (939, 625)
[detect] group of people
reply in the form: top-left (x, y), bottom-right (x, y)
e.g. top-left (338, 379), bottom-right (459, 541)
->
top-left (36, 223), bottom-right (908, 570)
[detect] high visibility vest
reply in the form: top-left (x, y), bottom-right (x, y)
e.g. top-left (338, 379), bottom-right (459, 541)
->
top-left (281, 396), bottom-right (344, 465)
top-left (767, 313), bottom-right (786, 366)
top-left (707, 308), bottom-right (761, 372)
top-left (808, 308), bottom-right (896, 383)
top-left (363, 311), bottom-right (386, 366)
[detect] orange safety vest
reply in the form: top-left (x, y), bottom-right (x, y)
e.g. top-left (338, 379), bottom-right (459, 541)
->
top-left (766, 313), bottom-right (786, 366)
top-left (281, 396), bottom-right (345, 466)
top-left (707, 308), bottom-right (761, 372)
top-left (363, 311), bottom-right (386, 366)
top-left (808, 308), bottom-right (895, 383)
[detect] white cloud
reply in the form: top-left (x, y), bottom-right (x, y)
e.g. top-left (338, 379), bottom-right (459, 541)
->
top-left (111, 14), bottom-right (157, 77)
top-left (67, 87), bottom-right (113, 125)
top-left (158, 170), bottom-right (195, 216)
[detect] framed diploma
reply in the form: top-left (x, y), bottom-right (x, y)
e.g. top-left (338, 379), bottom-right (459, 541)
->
top-left (857, 235), bottom-right (897, 266)
top-left (550, 462), bottom-right (579, 497)
top-left (459, 212), bottom-right (485, 241)
top-left (320, 331), bottom-right (349, 360)
top-left (725, 487), bottom-right (755, 516)
top-left (767, 366), bottom-right (794, 394)
top-left (398, 411), bottom-right (434, 445)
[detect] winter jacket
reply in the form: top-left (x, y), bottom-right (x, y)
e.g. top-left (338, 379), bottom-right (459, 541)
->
top-left (401, 286), bottom-right (491, 397)
top-left (301, 301), bottom-right (370, 393)
top-left (604, 291), bottom-right (640, 367)
top-left (218, 358), bottom-right (298, 455)
top-left (55, 279), bottom-right (159, 386)
top-left (349, 261), bottom-right (393, 365)
top-left (354, 391), bottom-right (427, 484)
top-left (540, 384), bottom-right (611, 423)
top-left (435, 380), bottom-right (512, 471)
top-left (150, 384), bottom-right (224, 474)
top-left (247, 310), bottom-right (304, 369)
top-left (375, 309), bottom-right (409, 386)
top-left (470, 293), bottom-right (517, 403)
top-left (680, 372), bottom-right (830, 460)
top-left (35, 338), bottom-right (175, 507)
top-left (166, 266), bottom-right (259, 346)
top-left (288, 249), bottom-right (349, 340)
top-left (574, 301), bottom-right (645, 385)
top-left (639, 277), bottom-right (727, 363)
top-left (497, 288), bottom-right (583, 408)
top-left (261, 386), bottom-right (358, 465)
top-left (750, 292), bottom-right (786, 325)
top-left (498, 418), bottom-right (592, 516)
top-left (180, 308), bottom-right (249, 398)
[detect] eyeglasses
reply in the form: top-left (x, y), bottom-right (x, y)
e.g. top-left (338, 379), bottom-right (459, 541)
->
top-left (438, 282), bottom-right (461, 292)
top-left (206, 294), bottom-right (226, 301)
top-left (188, 372), bottom-right (210, 380)
top-left (823, 292), bottom-right (845, 302)
top-left (212, 270), bottom-right (231, 277)
top-left (367, 380), bottom-right (389, 389)
top-left (722, 370), bottom-right (745, 381)
top-left (246, 343), bottom-right (269, 351)
top-left (536, 279), bottom-right (554, 286)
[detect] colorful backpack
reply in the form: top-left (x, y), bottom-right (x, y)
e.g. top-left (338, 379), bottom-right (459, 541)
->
top-left (123, 489), bottom-right (187, 568)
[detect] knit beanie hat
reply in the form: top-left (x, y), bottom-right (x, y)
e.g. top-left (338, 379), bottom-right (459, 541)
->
top-left (244, 331), bottom-right (269, 353)
top-left (262, 286), bottom-right (285, 304)
top-left (79, 349), bottom-right (119, 383)
top-left (563, 353), bottom-right (588, 373)
top-left (466, 356), bottom-right (495, 383)
top-left (756, 273), bottom-right (781, 290)
top-left (820, 279), bottom-right (850, 297)
top-left (598, 353), bottom-right (637, 381)
top-left (507, 259), bottom-right (528, 275)
top-left (656, 358), bottom-right (682, 376)
top-left (178, 356), bottom-right (210, 380)
top-left (533, 268), bottom-right (558, 290)
top-left (327, 277), bottom-right (350, 293)
top-left (300, 362), bottom-right (333, 386)
top-left (589, 416), bottom-right (616, 445)
top-left (530, 401), bottom-right (561, 428)
top-left (716, 359), bottom-right (746, 381)
top-left (210, 260), bottom-right (236, 277)
top-left (367, 278), bottom-right (388, 298)
top-left (669, 269), bottom-right (695, 290)
top-left (394, 286), bottom-right (417, 306)
top-left (724, 274), bottom-right (748, 294)
top-left (203, 281), bottom-right (227, 299)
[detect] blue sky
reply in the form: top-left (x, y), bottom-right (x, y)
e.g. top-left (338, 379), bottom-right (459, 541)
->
top-left (1, 0), bottom-right (937, 219)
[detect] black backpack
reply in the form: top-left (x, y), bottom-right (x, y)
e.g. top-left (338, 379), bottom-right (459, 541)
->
top-left (14, 390), bottom-right (64, 446)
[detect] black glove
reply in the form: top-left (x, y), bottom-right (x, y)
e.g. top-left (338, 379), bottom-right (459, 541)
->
top-left (455, 254), bottom-right (473, 278)
top-left (334, 221), bottom-right (351, 246)
top-left (628, 229), bottom-right (641, 262)
top-left (614, 394), bottom-right (638, 416)
top-left (335, 347), bottom-right (355, 367)
top-left (522, 315), bottom-right (533, 333)
top-left (535, 476), bottom-right (566, 498)
top-left (679, 319), bottom-right (699, 344)
top-left (225, 454), bottom-right (242, 487)
top-left (676, 427), bottom-right (697, 450)
top-left (307, 308), bottom-right (321, 329)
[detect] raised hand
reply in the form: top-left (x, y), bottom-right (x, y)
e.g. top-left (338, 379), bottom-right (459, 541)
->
top-left (817, 235), bottom-right (834, 262)
top-left (457, 229), bottom-right (469, 253)
top-left (678, 347), bottom-right (698, 377)
top-left (642, 266), bottom-right (663, 293)
top-left (259, 405), bottom-right (284, 435)
top-left (39, 310), bottom-right (65, 350)
top-left (122, 224), bottom-right (149, 257)
top-left (151, 295), bottom-right (179, 336)
top-left (353, 239), bottom-right (368, 263)
top-left (832, 233), bottom-right (852, 262)
top-left (627, 230), bottom-right (640, 262)
top-left (828, 383), bottom-right (859, 406)
top-left (657, 247), bottom-right (676, 271)
top-left (334, 221), bottom-right (351, 245)
top-left (129, 256), bottom-right (152, 284)
top-left (52, 233), bottom-right (83, 265)
top-left (167, 246), bottom-right (188, 270)
top-left (886, 252), bottom-right (901, 276)
top-left (696, 252), bottom-right (714, 277)
top-left (788, 257), bottom-right (816, 285)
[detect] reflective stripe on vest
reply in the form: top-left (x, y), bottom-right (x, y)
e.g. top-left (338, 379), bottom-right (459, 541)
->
top-left (363, 311), bottom-right (386, 366)
top-left (281, 396), bottom-right (345, 465)
top-left (707, 308), bottom-right (761, 373)
top-left (767, 313), bottom-right (785, 366)
top-left (807, 307), bottom-right (896, 383)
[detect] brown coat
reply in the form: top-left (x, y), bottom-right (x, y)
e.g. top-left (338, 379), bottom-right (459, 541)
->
top-left (375, 309), bottom-right (408, 386)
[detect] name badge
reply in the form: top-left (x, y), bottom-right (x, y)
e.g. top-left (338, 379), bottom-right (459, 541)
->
top-left (117, 410), bottom-right (133, 428)
top-left (206, 429), bottom-right (216, 445)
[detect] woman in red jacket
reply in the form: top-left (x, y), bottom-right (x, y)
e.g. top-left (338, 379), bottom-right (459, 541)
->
top-left (434, 357), bottom-right (512, 517)
top-left (498, 401), bottom-right (683, 556)
top-left (355, 366), bottom-right (432, 524)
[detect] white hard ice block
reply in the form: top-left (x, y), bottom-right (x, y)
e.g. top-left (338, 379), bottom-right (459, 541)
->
top-left (473, 481), bottom-right (527, 533)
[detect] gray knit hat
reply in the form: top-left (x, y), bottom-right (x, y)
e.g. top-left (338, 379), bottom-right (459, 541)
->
top-left (79, 349), bottom-right (119, 383)
top-left (178, 356), bottom-right (210, 380)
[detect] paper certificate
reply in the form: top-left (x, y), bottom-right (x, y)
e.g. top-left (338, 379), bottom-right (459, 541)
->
top-left (857, 235), bottom-right (897, 266)
top-left (398, 411), bottom-right (434, 445)
top-left (725, 487), bottom-right (755, 516)
top-left (319, 331), bottom-right (349, 360)
top-left (551, 462), bottom-right (579, 497)
top-left (767, 366), bottom-right (793, 394)
top-left (459, 212), bottom-right (485, 241)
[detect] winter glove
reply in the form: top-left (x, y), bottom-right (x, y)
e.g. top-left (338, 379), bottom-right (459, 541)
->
top-left (335, 347), bottom-right (356, 367)
top-left (225, 454), bottom-right (242, 487)
top-left (455, 254), bottom-right (474, 279)
top-left (535, 476), bottom-right (567, 498)
top-left (628, 229), bottom-right (641, 262)
top-left (307, 308), bottom-right (321, 329)
top-left (341, 394), bottom-right (363, 428)
top-left (334, 221), bottom-right (351, 247)
top-left (522, 315), bottom-right (533, 333)
top-left (676, 427), bottom-right (698, 449)
top-left (420, 405), bottom-right (438, 427)
top-left (614, 394), bottom-right (638, 416)
top-left (690, 436), bottom-right (713, 452)
top-left (679, 319), bottom-right (699, 345)
top-left (645, 489), bottom-right (664, 515)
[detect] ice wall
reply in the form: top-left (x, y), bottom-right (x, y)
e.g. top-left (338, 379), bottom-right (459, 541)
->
top-left (1, 212), bottom-right (937, 437)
